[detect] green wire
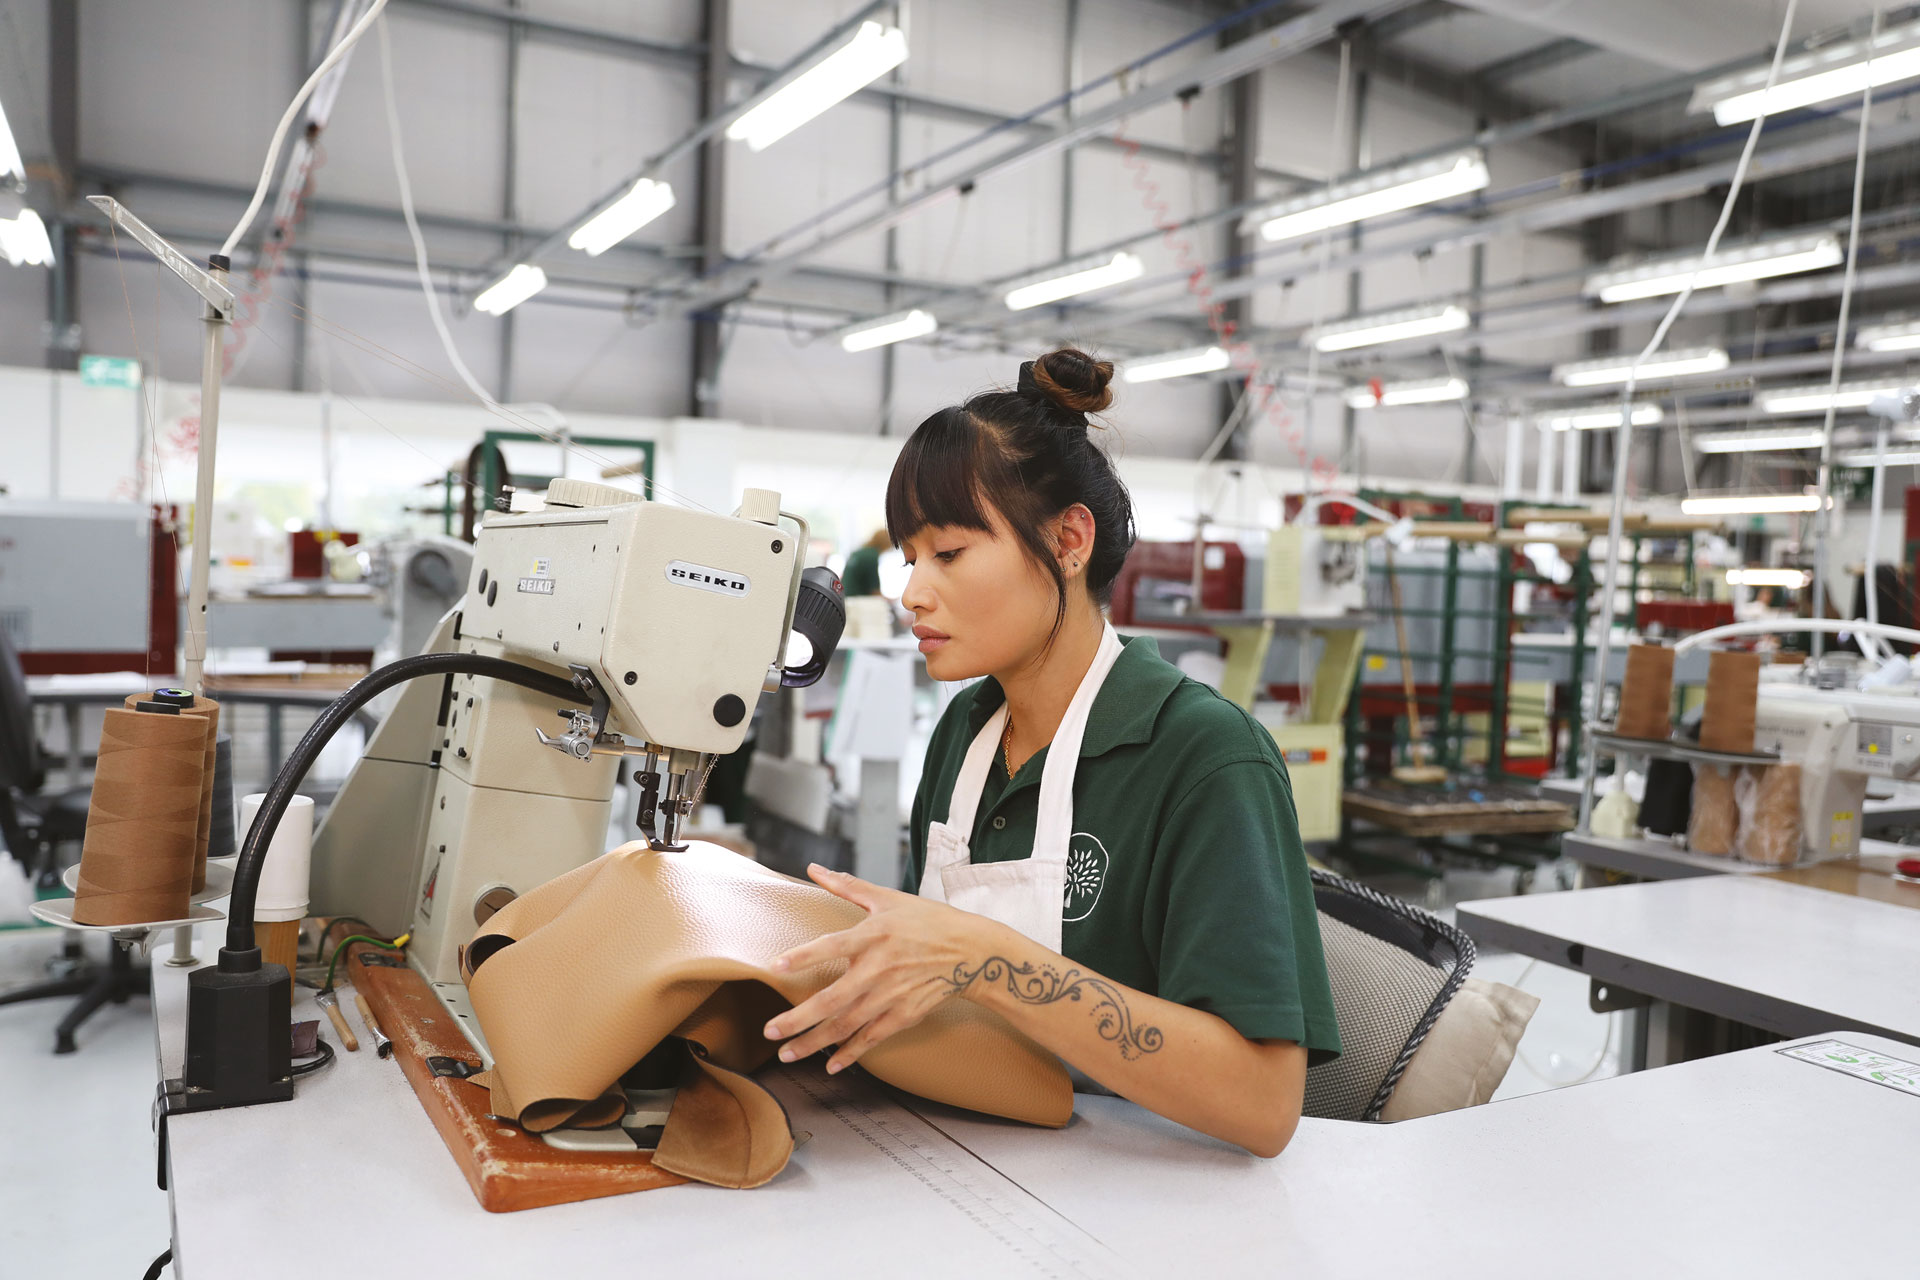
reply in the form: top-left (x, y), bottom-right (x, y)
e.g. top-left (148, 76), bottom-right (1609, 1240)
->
top-left (322, 933), bottom-right (404, 993)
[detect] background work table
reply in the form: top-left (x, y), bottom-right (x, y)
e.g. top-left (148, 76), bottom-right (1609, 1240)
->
top-left (1459, 874), bottom-right (1920, 1046)
top-left (150, 933), bottom-right (1916, 1279)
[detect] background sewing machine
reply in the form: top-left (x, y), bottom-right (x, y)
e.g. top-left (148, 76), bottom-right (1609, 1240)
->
top-left (311, 478), bottom-right (842, 1002)
top-left (1753, 679), bottom-right (1920, 860)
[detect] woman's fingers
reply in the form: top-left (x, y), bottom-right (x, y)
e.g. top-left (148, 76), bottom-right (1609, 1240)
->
top-left (806, 863), bottom-right (895, 911)
top-left (773, 987), bottom-right (884, 1063)
top-left (770, 923), bottom-right (863, 974)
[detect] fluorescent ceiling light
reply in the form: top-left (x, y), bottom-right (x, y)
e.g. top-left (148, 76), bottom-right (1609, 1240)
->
top-left (1307, 303), bottom-right (1469, 353)
top-left (1122, 346), bottom-right (1232, 383)
top-left (1584, 234), bottom-right (1842, 304)
top-left (1758, 380), bottom-right (1907, 414)
top-left (1247, 149), bottom-right (1489, 244)
top-left (1680, 494), bottom-right (1823, 515)
top-left (474, 263), bottom-right (547, 316)
top-left (1541, 403), bottom-right (1664, 432)
top-left (1553, 346), bottom-right (1729, 387)
top-left (568, 178), bottom-right (675, 256)
top-left (839, 308), bottom-right (937, 352)
top-left (1004, 252), bottom-right (1144, 311)
top-left (0, 96), bottom-right (22, 182)
top-left (1856, 320), bottom-right (1920, 353)
top-left (726, 21), bottom-right (907, 152)
top-left (1726, 567), bottom-right (1810, 588)
top-left (1691, 20), bottom-right (1920, 125)
top-left (0, 207), bottom-right (53, 268)
top-left (1693, 429), bottom-right (1827, 454)
top-left (1838, 448), bottom-right (1920, 466)
top-left (1343, 376), bottom-right (1468, 408)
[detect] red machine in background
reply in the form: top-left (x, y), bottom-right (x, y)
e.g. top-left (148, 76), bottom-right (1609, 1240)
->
top-left (1108, 539), bottom-right (1247, 629)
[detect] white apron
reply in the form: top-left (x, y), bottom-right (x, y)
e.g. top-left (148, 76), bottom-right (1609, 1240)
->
top-left (917, 625), bottom-right (1125, 953)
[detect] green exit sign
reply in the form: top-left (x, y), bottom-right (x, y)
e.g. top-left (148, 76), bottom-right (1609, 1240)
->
top-left (79, 354), bottom-right (141, 389)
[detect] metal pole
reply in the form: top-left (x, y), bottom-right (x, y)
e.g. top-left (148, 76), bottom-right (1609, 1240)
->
top-left (183, 257), bottom-right (232, 696)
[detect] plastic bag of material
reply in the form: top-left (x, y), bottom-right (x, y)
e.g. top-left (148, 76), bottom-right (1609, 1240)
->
top-left (1687, 763), bottom-right (1737, 856)
top-left (1735, 763), bottom-right (1802, 867)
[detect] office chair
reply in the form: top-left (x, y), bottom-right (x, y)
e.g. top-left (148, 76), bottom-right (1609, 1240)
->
top-left (0, 628), bottom-right (147, 1055)
top-left (1302, 869), bottom-right (1475, 1122)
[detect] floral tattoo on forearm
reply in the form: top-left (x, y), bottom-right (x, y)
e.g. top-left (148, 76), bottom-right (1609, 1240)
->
top-left (942, 958), bottom-right (1164, 1060)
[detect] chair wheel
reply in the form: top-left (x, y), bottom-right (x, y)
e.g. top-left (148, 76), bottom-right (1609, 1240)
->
top-left (54, 1033), bottom-right (77, 1055)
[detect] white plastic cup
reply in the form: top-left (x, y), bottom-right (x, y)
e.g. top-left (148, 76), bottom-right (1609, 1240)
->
top-left (242, 793), bottom-right (314, 924)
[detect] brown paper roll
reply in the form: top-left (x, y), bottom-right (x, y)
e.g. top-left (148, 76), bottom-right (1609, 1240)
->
top-left (71, 706), bottom-right (205, 926)
top-left (1739, 763), bottom-right (1803, 866)
top-left (1688, 763), bottom-right (1737, 856)
top-left (1700, 651), bottom-right (1762, 755)
top-left (123, 692), bottom-right (220, 893)
top-left (1615, 644), bottom-right (1675, 740)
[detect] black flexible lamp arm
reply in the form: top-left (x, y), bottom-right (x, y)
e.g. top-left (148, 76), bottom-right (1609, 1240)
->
top-left (218, 652), bottom-right (582, 970)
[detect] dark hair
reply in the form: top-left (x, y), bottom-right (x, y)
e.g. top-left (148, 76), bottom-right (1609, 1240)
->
top-left (885, 347), bottom-right (1137, 643)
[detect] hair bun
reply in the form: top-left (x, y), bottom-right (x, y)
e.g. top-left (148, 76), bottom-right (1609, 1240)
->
top-left (1027, 347), bottom-right (1115, 417)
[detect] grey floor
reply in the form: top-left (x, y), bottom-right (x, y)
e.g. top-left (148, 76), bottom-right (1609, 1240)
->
top-left (0, 855), bottom-right (1621, 1279)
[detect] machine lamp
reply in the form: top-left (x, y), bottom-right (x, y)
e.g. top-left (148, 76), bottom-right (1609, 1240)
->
top-left (1306, 302), bottom-right (1469, 353)
top-left (1553, 347), bottom-right (1729, 387)
top-left (1691, 19), bottom-right (1920, 125)
top-left (568, 178), bottom-right (675, 256)
top-left (1004, 252), bottom-right (1145, 311)
top-left (1121, 346), bottom-right (1233, 383)
top-left (838, 308), bottom-right (938, 352)
top-left (1342, 375), bottom-right (1468, 407)
top-left (726, 21), bottom-right (908, 152)
top-left (1244, 149), bottom-right (1489, 244)
top-left (1583, 234), bottom-right (1841, 304)
top-left (474, 263), bottom-right (548, 316)
top-left (1541, 403), bottom-right (1664, 432)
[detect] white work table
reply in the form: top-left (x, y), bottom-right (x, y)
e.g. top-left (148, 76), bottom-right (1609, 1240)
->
top-left (150, 932), bottom-right (1918, 1278)
top-left (1458, 875), bottom-right (1920, 1045)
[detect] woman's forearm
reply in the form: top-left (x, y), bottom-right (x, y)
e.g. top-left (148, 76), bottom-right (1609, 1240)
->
top-left (945, 918), bottom-right (1307, 1157)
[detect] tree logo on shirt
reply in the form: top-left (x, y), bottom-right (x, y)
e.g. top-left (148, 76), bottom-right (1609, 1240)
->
top-left (1063, 833), bottom-right (1109, 922)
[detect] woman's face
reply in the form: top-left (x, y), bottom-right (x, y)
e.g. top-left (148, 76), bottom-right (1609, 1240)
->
top-left (898, 507), bottom-right (1062, 683)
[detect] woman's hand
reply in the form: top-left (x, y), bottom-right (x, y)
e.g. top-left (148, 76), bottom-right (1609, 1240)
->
top-left (762, 864), bottom-right (1000, 1074)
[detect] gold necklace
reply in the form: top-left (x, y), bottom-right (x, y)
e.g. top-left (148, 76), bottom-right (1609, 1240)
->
top-left (1002, 711), bottom-right (1017, 776)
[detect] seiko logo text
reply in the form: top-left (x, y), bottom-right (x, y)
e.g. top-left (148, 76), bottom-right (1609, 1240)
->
top-left (665, 560), bottom-right (751, 598)
top-left (517, 577), bottom-right (557, 595)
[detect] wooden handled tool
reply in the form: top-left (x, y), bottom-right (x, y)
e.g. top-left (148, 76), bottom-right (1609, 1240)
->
top-left (317, 990), bottom-right (359, 1052)
top-left (354, 992), bottom-right (393, 1059)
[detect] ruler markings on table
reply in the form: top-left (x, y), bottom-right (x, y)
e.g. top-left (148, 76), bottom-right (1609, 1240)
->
top-left (788, 1071), bottom-right (1129, 1279)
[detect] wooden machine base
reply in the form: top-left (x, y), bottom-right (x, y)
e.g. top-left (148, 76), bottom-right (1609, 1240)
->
top-left (335, 930), bottom-right (689, 1212)
top-left (1343, 782), bottom-right (1574, 836)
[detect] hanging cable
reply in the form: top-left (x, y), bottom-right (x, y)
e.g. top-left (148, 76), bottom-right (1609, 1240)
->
top-left (220, 0), bottom-right (389, 258)
top-left (1579, 0), bottom-right (1802, 832)
top-left (1812, 8), bottom-right (1884, 662)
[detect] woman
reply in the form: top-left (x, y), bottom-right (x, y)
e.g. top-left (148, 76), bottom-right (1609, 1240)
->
top-left (763, 348), bottom-right (1338, 1157)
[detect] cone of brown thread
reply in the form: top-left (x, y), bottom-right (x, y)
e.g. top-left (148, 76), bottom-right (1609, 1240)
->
top-left (1615, 644), bottom-right (1675, 740)
top-left (70, 706), bottom-right (205, 925)
top-left (122, 691), bottom-right (220, 894)
top-left (1699, 650), bottom-right (1762, 755)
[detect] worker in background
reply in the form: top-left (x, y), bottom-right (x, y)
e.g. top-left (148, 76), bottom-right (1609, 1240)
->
top-left (762, 347), bottom-right (1339, 1158)
top-left (841, 528), bottom-right (890, 598)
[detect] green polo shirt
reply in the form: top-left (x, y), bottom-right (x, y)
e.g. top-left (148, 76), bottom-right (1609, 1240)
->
top-left (906, 636), bottom-right (1341, 1065)
top-left (841, 545), bottom-right (883, 598)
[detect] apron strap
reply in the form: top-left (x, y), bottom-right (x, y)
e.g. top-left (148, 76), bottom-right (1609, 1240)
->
top-left (1030, 625), bottom-right (1125, 861)
top-left (942, 703), bottom-right (1007, 838)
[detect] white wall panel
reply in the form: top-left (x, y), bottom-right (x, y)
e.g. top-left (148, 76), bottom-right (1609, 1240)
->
top-left (1069, 0), bottom-right (1224, 153)
top-left (316, 11), bottom-right (508, 221)
top-left (302, 271), bottom-right (503, 405)
top-left (522, 0), bottom-right (705, 46)
top-left (0, 366), bottom-right (56, 500)
top-left (723, 95), bottom-right (891, 271)
top-left (717, 319), bottom-right (885, 434)
top-left (895, 123), bottom-right (1066, 283)
top-left (511, 40), bottom-right (700, 239)
top-left (80, 0), bottom-right (301, 188)
top-left (903, 0), bottom-right (1068, 118)
top-left (505, 299), bottom-right (690, 417)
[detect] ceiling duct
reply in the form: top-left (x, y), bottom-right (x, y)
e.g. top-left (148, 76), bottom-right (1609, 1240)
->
top-left (1452, 0), bottom-right (1883, 73)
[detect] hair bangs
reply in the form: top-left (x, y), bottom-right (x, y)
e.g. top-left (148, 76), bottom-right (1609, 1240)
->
top-left (884, 406), bottom-right (999, 546)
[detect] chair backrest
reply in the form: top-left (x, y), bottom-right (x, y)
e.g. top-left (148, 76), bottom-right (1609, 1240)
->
top-left (1302, 869), bottom-right (1475, 1122)
top-left (0, 626), bottom-right (42, 793)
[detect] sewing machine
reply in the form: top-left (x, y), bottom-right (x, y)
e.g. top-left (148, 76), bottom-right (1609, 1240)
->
top-left (1753, 679), bottom-right (1920, 860)
top-left (312, 478), bottom-right (844, 988)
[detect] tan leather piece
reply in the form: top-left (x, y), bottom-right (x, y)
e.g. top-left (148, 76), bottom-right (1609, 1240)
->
top-left (652, 1045), bottom-right (796, 1189)
top-left (461, 842), bottom-right (1072, 1186)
